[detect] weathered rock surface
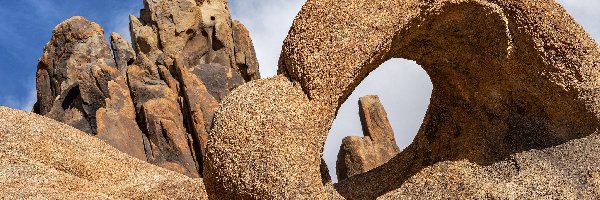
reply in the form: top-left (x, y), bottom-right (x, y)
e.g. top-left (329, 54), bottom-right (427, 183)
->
top-left (205, 76), bottom-right (326, 199)
top-left (129, 0), bottom-right (258, 99)
top-left (378, 133), bottom-right (600, 199)
top-left (126, 59), bottom-right (200, 177)
top-left (34, 0), bottom-right (260, 178)
top-left (233, 20), bottom-right (261, 82)
top-left (209, 0), bottom-right (600, 198)
top-left (336, 95), bottom-right (400, 181)
top-left (109, 32), bottom-right (136, 77)
top-left (23, 0), bottom-right (600, 199)
top-left (34, 16), bottom-right (146, 161)
top-left (0, 106), bottom-right (207, 199)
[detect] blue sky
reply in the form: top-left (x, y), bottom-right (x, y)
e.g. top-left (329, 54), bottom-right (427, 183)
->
top-left (0, 0), bottom-right (142, 110)
top-left (0, 0), bottom-right (598, 182)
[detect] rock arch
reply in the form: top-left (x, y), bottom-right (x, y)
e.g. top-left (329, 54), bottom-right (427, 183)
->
top-left (206, 0), bottom-right (600, 199)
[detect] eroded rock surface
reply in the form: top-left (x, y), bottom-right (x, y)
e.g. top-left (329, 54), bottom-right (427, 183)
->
top-left (0, 106), bottom-right (207, 199)
top-left (210, 0), bottom-right (600, 198)
top-left (34, 16), bottom-right (146, 161)
top-left (34, 0), bottom-right (260, 178)
top-left (109, 32), bottom-right (136, 77)
top-left (336, 95), bottom-right (400, 181)
top-left (378, 133), bottom-right (600, 199)
top-left (205, 76), bottom-right (326, 199)
top-left (24, 0), bottom-right (600, 199)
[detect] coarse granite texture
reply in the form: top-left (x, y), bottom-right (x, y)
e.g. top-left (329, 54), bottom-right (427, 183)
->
top-left (0, 106), bottom-right (207, 199)
top-left (210, 0), bottom-right (600, 198)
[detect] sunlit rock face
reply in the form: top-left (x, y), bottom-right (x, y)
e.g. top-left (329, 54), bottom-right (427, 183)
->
top-left (336, 95), bottom-right (400, 181)
top-left (34, 16), bottom-right (147, 162)
top-left (33, 0), bottom-right (260, 178)
top-left (23, 0), bottom-right (600, 199)
top-left (209, 0), bottom-right (600, 198)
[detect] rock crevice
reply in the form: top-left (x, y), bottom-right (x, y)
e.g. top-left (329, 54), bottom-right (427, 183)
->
top-left (33, 0), bottom-right (260, 178)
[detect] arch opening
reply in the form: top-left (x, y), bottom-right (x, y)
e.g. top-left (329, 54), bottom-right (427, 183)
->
top-left (331, 1), bottom-right (599, 199)
top-left (324, 58), bottom-right (432, 183)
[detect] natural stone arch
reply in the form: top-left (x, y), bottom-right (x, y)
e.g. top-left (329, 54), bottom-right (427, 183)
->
top-left (206, 0), bottom-right (600, 199)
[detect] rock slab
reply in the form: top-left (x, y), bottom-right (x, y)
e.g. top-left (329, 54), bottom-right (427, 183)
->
top-left (336, 95), bottom-right (400, 181)
top-left (0, 106), bottom-right (207, 199)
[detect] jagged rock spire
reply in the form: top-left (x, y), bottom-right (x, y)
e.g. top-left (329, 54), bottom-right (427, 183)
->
top-left (336, 95), bottom-right (400, 181)
top-left (34, 0), bottom-right (261, 177)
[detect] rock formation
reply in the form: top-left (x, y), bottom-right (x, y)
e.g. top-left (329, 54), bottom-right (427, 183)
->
top-left (0, 106), bottom-right (207, 199)
top-left (379, 133), bottom-right (600, 199)
top-left (205, 76), bottom-right (326, 199)
top-left (33, 17), bottom-right (146, 161)
top-left (33, 0), bottom-right (260, 178)
top-left (109, 32), bottom-right (136, 77)
top-left (11, 0), bottom-right (600, 199)
top-left (336, 95), bottom-right (400, 181)
top-left (208, 0), bottom-right (600, 199)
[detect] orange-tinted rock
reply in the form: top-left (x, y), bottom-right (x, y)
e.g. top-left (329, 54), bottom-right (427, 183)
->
top-left (209, 0), bottom-right (600, 198)
top-left (35, 0), bottom-right (261, 178)
top-left (92, 63), bottom-right (146, 161)
top-left (174, 55), bottom-right (219, 158)
top-left (127, 60), bottom-right (200, 178)
top-left (123, 0), bottom-right (258, 177)
top-left (34, 16), bottom-right (146, 161)
top-left (109, 32), bottom-right (136, 77)
top-left (336, 96), bottom-right (400, 181)
top-left (130, 0), bottom-right (254, 100)
top-left (233, 20), bottom-right (261, 81)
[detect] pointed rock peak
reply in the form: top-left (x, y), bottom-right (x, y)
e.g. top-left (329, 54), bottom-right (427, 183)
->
top-left (336, 95), bottom-right (400, 181)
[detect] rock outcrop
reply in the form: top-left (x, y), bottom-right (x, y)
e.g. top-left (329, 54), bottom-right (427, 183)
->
top-left (205, 76), bottom-right (326, 199)
top-left (209, 0), bottom-right (600, 198)
top-left (336, 95), bottom-right (400, 181)
top-left (33, 0), bottom-right (260, 178)
top-left (19, 0), bottom-right (600, 199)
top-left (379, 133), bottom-right (600, 199)
top-left (33, 17), bottom-right (146, 161)
top-left (109, 32), bottom-right (136, 77)
top-left (0, 106), bottom-right (207, 199)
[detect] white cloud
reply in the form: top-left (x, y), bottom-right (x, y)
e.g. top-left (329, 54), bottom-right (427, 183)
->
top-left (229, 1), bottom-right (306, 77)
top-left (0, 84), bottom-right (37, 111)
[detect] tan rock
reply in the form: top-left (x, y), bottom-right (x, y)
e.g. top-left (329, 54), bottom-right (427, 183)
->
top-left (130, 0), bottom-right (253, 100)
top-left (210, 0), bottom-right (600, 198)
top-left (94, 63), bottom-right (146, 161)
top-left (34, 0), bottom-right (263, 178)
top-left (205, 76), bottom-right (326, 199)
top-left (321, 159), bottom-right (346, 200)
top-left (378, 133), bottom-right (600, 199)
top-left (129, 15), bottom-right (162, 62)
top-left (109, 32), bottom-right (136, 77)
top-left (34, 16), bottom-right (146, 161)
top-left (336, 95), bottom-right (400, 181)
top-left (127, 61), bottom-right (200, 178)
top-left (174, 55), bottom-right (219, 158)
top-left (233, 20), bottom-right (261, 81)
top-left (121, 0), bottom-right (261, 176)
top-left (31, 0), bottom-right (263, 178)
top-left (0, 106), bottom-right (207, 199)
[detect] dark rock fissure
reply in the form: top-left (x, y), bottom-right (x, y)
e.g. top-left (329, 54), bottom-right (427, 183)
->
top-left (61, 85), bottom-right (81, 110)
